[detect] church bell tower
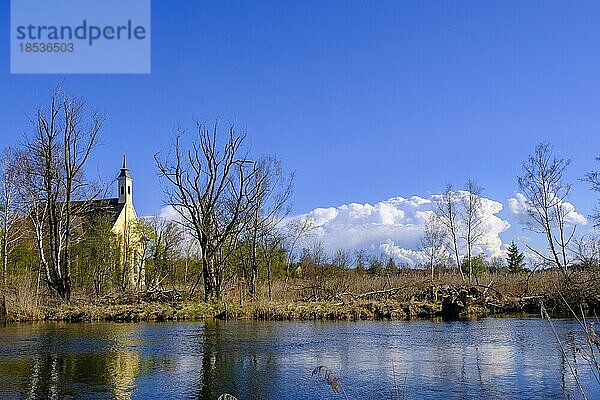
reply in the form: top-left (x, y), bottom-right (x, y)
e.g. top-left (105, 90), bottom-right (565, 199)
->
top-left (118, 155), bottom-right (133, 204)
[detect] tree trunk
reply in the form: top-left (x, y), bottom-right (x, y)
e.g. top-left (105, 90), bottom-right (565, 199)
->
top-left (202, 257), bottom-right (213, 301)
top-left (0, 255), bottom-right (6, 325)
top-left (267, 259), bottom-right (272, 301)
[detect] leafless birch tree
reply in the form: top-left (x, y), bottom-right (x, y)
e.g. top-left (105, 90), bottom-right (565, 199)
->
top-left (518, 143), bottom-right (574, 272)
top-left (23, 90), bottom-right (101, 301)
top-left (0, 148), bottom-right (25, 322)
top-left (461, 179), bottom-right (486, 283)
top-left (436, 184), bottom-right (465, 282)
top-left (420, 213), bottom-right (446, 281)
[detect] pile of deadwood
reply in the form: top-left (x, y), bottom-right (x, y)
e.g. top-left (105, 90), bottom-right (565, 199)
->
top-left (95, 289), bottom-right (182, 305)
top-left (415, 283), bottom-right (544, 318)
top-left (138, 289), bottom-right (182, 303)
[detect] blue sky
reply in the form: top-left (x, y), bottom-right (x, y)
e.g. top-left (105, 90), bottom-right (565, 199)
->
top-left (2, 1), bottom-right (600, 256)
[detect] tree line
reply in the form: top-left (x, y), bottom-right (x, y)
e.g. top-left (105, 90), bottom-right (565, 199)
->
top-left (1, 89), bottom-right (600, 321)
top-left (420, 142), bottom-right (600, 284)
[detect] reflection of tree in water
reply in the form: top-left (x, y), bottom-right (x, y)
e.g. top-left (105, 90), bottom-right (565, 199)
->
top-left (561, 326), bottom-right (599, 398)
top-left (9, 327), bottom-right (109, 399)
top-left (199, 321), bottom-right (279, 400)
top-left (3, 320), bottom-right (597, 399)
top-left (0, 324), bottom-right (142, 400)
top-left (25, 354), bottom-right (70, 399)
top-left (1, 351), bottom-right (113, 399)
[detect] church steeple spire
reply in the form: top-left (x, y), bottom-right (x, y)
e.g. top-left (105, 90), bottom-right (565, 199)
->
top-left (118, 155), bottom-right (132, 179)
top-left (117, 155), bottom-right (133, 204)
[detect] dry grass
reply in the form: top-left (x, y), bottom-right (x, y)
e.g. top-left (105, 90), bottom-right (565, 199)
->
top-left (3, 279), bottom-right (46, 322)
top-left (220, 268), bottom-right (600, 309)
top-left (3, 268), bottom-right (599, 322)
top-left (312, 366), bottom-right (349, 399)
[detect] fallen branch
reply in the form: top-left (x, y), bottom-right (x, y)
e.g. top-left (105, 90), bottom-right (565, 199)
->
top-left (335, 287), bottom-right (406, 301)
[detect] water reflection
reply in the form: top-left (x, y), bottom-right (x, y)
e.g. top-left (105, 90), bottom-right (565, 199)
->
top-left (199, 321), bottom-right (280, 399)
top-left (109, 350), bottom-right (140, 399)
top-left (0, 319), bottom-right (598, 399)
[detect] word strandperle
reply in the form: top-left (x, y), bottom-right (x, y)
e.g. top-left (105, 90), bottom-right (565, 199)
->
top-left (15, 19), bottom-right (147, 46)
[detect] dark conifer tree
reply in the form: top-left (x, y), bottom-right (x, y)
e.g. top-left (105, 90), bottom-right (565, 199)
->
top-left (506, 242), bottom-right (525, 273)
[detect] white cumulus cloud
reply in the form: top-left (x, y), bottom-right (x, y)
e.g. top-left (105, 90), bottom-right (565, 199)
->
top-left (157, 204), bottom-right (181, 221)
top-left (507, 192), bottom-right (587, 226)
top-left (287, 194), bottom-right (510, 267)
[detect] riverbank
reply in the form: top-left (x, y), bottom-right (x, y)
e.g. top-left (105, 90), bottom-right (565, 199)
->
top-left (42, 299), bottom-right (442, 322)
top-left (6, 293), bottom-right (554, 323)
top-left (5, 269), bottom-right (599, 323)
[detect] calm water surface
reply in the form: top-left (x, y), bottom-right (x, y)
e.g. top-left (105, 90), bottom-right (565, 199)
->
top-left (0, 318), bottom-right (598, 399)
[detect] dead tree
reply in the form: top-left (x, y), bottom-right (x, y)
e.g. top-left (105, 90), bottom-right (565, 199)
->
top-left (155, 122), bottom-right (260, 301)
top-left (23, 90), bottom-right (101, 301)
top-left (518, 143), bottom-right (574, 272)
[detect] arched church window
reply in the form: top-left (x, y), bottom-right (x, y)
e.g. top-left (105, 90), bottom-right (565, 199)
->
top-left (128, 186), bottom-right (131, 195)
top-left (121, 186), bottom-right (124, 195)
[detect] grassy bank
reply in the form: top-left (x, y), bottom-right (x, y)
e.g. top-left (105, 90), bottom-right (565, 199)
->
top-left (40, 299), bottom-right (447, 323)
top-left (3, 269), bottom-right (599, 323)
top-left (2, 295), bottom-right (542, 323)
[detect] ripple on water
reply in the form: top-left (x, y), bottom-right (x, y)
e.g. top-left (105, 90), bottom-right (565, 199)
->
top-left (0, 318), bottom-right (597, 400)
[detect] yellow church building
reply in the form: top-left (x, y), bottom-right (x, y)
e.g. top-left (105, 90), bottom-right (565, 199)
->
top-left (112, 156), bottom-right (144, 289)
top-left (88, 156), bottom-right (145, 289)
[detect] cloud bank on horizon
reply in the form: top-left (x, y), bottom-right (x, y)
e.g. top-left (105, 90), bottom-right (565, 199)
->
top-left (287, 193), bottom-right (512, 266)
top-left (155, 191), bottom-right (588, 267)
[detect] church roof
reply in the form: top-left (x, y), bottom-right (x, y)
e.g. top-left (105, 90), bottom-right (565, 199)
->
top-left (75, 198), bottom-right (125, 226)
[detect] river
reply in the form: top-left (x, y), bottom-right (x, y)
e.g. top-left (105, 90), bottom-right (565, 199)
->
top-left (0, 318), bottom-right (598, 399)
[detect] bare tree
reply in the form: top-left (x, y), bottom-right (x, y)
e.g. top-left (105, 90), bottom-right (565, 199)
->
top-left (144, 216), bottom-right (184, 291)
top-left (155, 122), bottom-right (260, 301)
top-left (332, 249), bottom-right (353, 269)
top-left (301, 241), bottom-right (328, 301)
top-left (517, 143), bottom-right (574, 271)
top-left (283, 216), bottom-right (314, 280)
top-left (573, 232), bottom-right (600, 270)
top-left (23, 90), bottom-right (101, 301)
top-left (436, 184), bottom-right (465, 282)
top-left (259, 229), bottom-right (286, 301)
top-left (461, 179), bottom-right (486, 283)
top-left (242, 156), bottom-right (293, 299)
top-left (0, 148), bottom-right (25, 321)
top-left (354, 248), bottom-right (367, 271)
top-left (420, 213), bottom-right (446, 281)
top-left (584, 157), bottom-right (600, 226)
top-left (79, 214), bottom-right (120, 296)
